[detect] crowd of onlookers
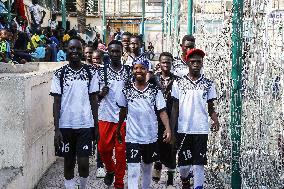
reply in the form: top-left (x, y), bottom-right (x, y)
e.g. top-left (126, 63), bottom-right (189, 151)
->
top-left (0, 0), bottom-right (109, 65)
top-left (0, 13), bottom-right (107, 64)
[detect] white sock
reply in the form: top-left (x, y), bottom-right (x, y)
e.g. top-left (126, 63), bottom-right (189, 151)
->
top-left (193, 165), bottom-right (205, 188)
top-left (128, 163), bottom-right (140, 189)
top-left (80, 177), bottom-right (88, 189)
top-left (64, 178), bottom-right (75, 189)
top-left (167, 167), bottom-right (175, 172)
top-left (141, 162), bottom-right (152, 189)
top-left (179, 165), bottom-right (191, 179)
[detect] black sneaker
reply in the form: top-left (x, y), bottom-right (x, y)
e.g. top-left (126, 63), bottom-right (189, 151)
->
top-left (104, 172), bottom-right (114, 186)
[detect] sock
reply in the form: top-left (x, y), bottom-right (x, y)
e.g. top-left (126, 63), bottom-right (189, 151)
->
top-left (167, 170), bottom-right (175, 186)
top-left (193, 165), bottom-right (205, 189)
top-left (80, 177), bottom-right (88, 189)
top-left (179, 165), bottom-right (191, 179)
top-left (128, 163), bottom-right (140, 189)
top-left (141, 162), bottom-right (152, 189)
top-left (64, 178), bottom-right (75, 189)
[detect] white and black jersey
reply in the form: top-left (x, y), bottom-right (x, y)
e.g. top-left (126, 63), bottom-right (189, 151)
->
top-left (50, 64), bottom-right (99, 129)
top-left (116, 83), bottom-right (166, 144)
top-left (172, 56), bottom-right (189, 77)
top-left (97, 64), bottom-right (132, 123)
top-left (172, 75), bottom-right (217, 134)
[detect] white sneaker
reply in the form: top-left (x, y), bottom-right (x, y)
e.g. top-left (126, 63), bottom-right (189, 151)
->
top-left (96, 167), bottom-right (106, 178)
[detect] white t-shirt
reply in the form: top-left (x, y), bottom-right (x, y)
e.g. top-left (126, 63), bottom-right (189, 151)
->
top-left (171, 75), bottom-right (217, 134)
top-left (116, 83), bottom-right (166, 144)
top-left (50, 64), bottom-right (99, 129)
top-left (29, 4), bottom-right (43, 24)
top-left (97, 64), bottom-right (131, 123)
top-left (172, 56), bottom-right (189, 77)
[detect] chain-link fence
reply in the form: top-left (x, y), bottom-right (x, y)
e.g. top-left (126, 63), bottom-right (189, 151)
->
top-left (160, 0), bottom-right (284, 188)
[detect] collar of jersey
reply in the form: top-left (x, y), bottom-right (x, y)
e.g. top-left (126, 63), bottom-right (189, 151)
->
top-left (132, 82), bottom-right (150, 93)
top-left (184, 74), bottom-right (204, 85)
top-left (108, 63), bottom-right (124, 73)
top-left (67, 64), bottom-right (84, 73)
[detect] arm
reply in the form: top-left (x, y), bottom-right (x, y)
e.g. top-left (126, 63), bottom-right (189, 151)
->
top-left (53, 96), bottom-right (63, 146)
top-left (208, 100), bottom-right (220, 132)
top-left (117, 107), bottom-right (128, 144)
top-left (159, 110), bottom-right (171, 143)
top-left (89, 93), bottom-right (99, 142)
top-left (170, 99), bottom-right (179, 136)
top-left (98, 86), bottom-right (109, 101)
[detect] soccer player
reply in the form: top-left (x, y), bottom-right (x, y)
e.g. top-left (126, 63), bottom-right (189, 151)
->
top-left (116, 58), bottom-right (172, 189)
top-left (84, 45), bottom-right (93, 65)
top-left (97, 40), bottom-right (131, 189)
top-left (126, 35), bottom-right (153, 81)
top-left (171, 48), bottom-right (220, 189)
top-left (172, 35), bottom-right (195, 77)
top-left (92, 49), bottom-right (104, 68)
top-left (150, 52), bottom-right (179, 188)
top-left (50, 39), bottom-right (99, 189)
top-left (121, 32), bottom-right (132, 64)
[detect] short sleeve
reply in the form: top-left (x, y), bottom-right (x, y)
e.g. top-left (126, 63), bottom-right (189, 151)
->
top-left (116, 88), bottom-right (127, 108)
top-left (155, 90), bottom-right (166, 111)
top-left (50, 73), bottom-right (61, 96)
top-left (171, 80), bottom-right (179, 100)
top-left (28, 5), bottom-right (34, 12)
top-left (207, 83), bottom-right (217, 101)
top-left (89, 70), bottom-right (100, 94)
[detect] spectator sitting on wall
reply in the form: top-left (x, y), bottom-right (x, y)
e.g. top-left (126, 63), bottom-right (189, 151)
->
top-left (29, 0), bottom-right (46, 33)
top-left (0, 29), bottom-right (12, 63)
top-left (13, 32), bottom-right (33, 63)
top-left (57, 43), bottom-right (66, 62)
top-left (0, 16), bottom-right (8, 30)
top-left (30, 28), bottom-right (43, 49)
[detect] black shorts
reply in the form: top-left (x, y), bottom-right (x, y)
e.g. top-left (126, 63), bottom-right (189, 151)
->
top-left (126, 142), bottom-right (159, 164)
top-left (157, 124), bottom-right (177, 169)
top-left (176, 134), bottom-right (208, 166)
top-left (55, 128), bottom-right (93, 158)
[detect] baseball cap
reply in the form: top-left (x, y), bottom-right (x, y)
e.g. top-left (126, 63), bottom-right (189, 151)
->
top-left (186, 48), bottom-right (205, 62)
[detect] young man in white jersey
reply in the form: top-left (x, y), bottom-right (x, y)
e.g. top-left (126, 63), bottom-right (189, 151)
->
top-left (97, 40), bottom-right (132, 189)
top-left (116, 58), bottom-right (172, 189)
top-left (50, 39), bottom-right (99, 189)
top-left (171, 48), bottom-right (220, 189)
top-left (125, 35), bottom-right (153, 80)
top-left (121, 32), bottom-right (132, 64)
top-left (172, 35), bottom-right (195, 77)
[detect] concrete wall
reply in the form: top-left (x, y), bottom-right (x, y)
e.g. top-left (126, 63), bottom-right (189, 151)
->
top-left (0, 62), bottom-right (66, 189)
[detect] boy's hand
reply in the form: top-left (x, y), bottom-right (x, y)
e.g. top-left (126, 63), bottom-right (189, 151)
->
top-left (54, 129), bottom-right (63, 147)
top-left (211, 121), bottom-right (220, 132)
top-left (100, 86), bottom-right (109, 97)
top-left (117, 127), bottom-right (123, 144)
top-left (163, 128), bottom-right (171, 143)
